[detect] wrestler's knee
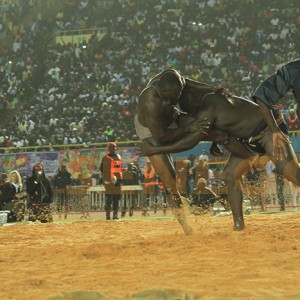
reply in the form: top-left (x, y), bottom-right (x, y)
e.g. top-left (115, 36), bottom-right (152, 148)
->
top-left (280, 160), bottom-right (300, 186)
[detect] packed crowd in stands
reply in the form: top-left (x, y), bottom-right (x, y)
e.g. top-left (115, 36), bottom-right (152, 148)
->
top-left (0, 0), bottom-right (299, 150)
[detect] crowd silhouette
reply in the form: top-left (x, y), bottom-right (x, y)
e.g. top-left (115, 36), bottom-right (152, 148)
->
top-left (0, 0), bottom-right (299, 149)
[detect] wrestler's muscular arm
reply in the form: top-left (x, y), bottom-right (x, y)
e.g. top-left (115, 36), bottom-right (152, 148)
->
top-left (142, 105), bottom-right (214, 155)
top-left (142, 130), bottom-right (209, 155)
top-left (139, 89), bottom-right (208, 144)
top-left (185, 78), bottom-right (232, 99)
top-left (142, 101), bottom-right (254, 159)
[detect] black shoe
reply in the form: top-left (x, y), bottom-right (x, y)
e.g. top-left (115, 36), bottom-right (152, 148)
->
top-left (113, 216), bottom-right (119, 220)
top-left (106, 217), bottom-right (111, 220)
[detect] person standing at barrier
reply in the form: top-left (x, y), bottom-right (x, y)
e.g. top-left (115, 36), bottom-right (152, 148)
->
top-left (122, 162), bottom-right (141, 217)
top-left (100, 142), bottom-right (122, 220)
top-left (53, 164), bottom-right (72, 219)
top-left (26, 163), bottom-right (53, 223)
top-left (274, 171), bottom-right (286, 211)
top-left (142, 160), bottom-right (158, 216)
top-left (2, 170), bottom-right (26, 222)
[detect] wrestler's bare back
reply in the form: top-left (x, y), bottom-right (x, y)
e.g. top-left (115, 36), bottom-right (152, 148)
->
top-left (191, 93), bottom-right (265, 140)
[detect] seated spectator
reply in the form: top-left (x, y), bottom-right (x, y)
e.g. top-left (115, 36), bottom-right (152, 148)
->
top-left (190, 177), bottom-right (218, 214)
top-left (1, 170), bottom-right (26, 222)
top-left (26, 163), bottom-right (53, 223)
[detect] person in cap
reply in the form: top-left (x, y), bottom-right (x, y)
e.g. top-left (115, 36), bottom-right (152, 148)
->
top-left (53, 164), bottom-right (72, 219)
top-left (100, 142), bottom-right (122, 220)
top-left (26, 163), bottom-right (53, 223)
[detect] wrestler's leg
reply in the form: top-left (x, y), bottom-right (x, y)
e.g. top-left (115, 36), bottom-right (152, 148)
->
top-left (147, 153), bottom-right (193, 235)
top-left (268, 144), bottom-right (300, 186)
top-left (224, 155), bottom-right (252, 230)
top-left (258, 131), bottom-right (300, 186)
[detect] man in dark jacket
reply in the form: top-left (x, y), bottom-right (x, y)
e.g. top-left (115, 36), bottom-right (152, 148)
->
top-left (252, 59), bottom-right (300, 160)
top-left (26, 163), bottom-right (53, 223)
top-left (53, 165), bottom-right (72, 219)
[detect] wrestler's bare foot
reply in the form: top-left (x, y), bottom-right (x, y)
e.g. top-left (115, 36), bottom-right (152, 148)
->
top-left (183, 224), bottom-right (194, 235)
top-left (233, 221), bottom-right (246, 231)
top-left (173, 208), bottom-right (194, 235)
top-left (167, 192), bottom-right (193, 235)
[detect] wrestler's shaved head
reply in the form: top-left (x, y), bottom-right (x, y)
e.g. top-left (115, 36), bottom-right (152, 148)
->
top-left (158, 70), bottom-right (182, 89)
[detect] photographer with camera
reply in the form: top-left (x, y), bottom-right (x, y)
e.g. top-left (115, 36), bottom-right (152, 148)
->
top-left (26, 163), bottom-right (53, 223)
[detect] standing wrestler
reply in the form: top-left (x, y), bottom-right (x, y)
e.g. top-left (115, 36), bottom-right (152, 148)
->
top-left (135, 69), bottom-right (222, 234)
top-left (253, 59), bottom-right (300, 160)
top-left (26, 163), bottom-right (53, 223)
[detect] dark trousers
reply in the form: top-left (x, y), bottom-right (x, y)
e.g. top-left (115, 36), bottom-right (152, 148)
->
top-left (105, 194), bottom-right (120, 218)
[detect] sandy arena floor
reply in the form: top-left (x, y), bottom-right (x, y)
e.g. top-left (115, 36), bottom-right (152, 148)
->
top-left (1, 210), bottom-right (300, 300)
